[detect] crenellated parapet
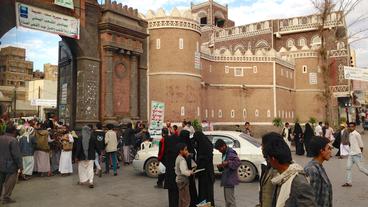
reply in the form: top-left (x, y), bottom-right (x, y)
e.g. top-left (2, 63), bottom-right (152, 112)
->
top-left (276, 11), bottom-right (344, 34)
top-left (201, 47), bottom-right (295, 69)
top-left (102, 0), bottom-right (139, 19)
top-left (214, 20), bottom-right (272, 42)
top-left (142, 8), bottom-right (201, 33)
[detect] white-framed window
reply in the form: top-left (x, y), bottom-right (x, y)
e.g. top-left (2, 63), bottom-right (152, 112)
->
top-left (286, 70), bottom-right (289, 78)
top-left (317, 66), bottom-right (321, 73)
top-left (205, 109), bottom-right (208, 118)
top-left (179, 38), bottom-right (184, 49)
top-left (253, 66), bottom-right (258, 73)
top-left (197, 106), bottom-right (200, 116)
top-left (225, 66), bottom-right (229, 74)
top-left (230, 110), bottom-right (235, 118)
top-left (287, 39), bottom-right (295, 48)
top-left (243, 108), bottom-right (247, 118)
top-left (285, 111), bottom-right (288, 118)
top-left (255, 109), bottom-right (259, 117)
top-left (292, 111), bottom-right (294, 119)
top-left (302, 65), bottom-right (308, 73)
top-left (311, 35), bottom-right (321, 46)
top-left (156, 39), bottom-right (161, 49)
top-left (218, 110), bottom-right (223, 118)
top-left (309, 72), bottom-right (317, 85)
top-left (298, 38), bottom-right (306, 47)
top-left (281, 69), bottom-right (284, 76)
top-left (180, 106), bottom-right (185, 116)
top-left (267, 110), bottom-right (271, 118)
top-left (209, 65), bottom-right (212, 73)
top-left (211, 110), bottom-right (215, 118)
top-left (234, 68), bottom-right (244, 77)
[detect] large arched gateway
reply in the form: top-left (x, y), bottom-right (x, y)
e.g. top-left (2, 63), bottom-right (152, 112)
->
top-left (0, 0), bottom-right (148, 128)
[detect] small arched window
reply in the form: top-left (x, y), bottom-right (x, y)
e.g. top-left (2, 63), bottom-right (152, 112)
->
top-left (287, 39), bottom-right (295, 48)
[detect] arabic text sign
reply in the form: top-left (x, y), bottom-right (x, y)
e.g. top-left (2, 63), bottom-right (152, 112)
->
top-left (344, 66), bottom-right (368, 82)
top-left (149, 101), bottom-right (165, 138)
top-left (31, 99), bottom-right (57, 107)
top-left (16, 3), bottom-right (80, 39)
top-left (54, 0), bottom-right (74, 9)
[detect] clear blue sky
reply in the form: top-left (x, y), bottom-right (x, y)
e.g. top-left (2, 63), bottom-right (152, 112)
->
top-left (1, 0), bottom-right (367, 70)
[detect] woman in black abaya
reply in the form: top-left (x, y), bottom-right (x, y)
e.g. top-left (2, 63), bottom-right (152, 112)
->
top-left (179, 130), bottom-right (198, 207)
top-left (304, 123), bottom-right (314, 157)
top-left (193, 131), bottom-right (215, 206)
top-left (293, 123), bottom-right (305, 155)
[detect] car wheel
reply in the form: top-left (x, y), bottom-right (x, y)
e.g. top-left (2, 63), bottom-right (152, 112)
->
top-left (238, 161), bottom-right (257, 183)
top-left (145, 158), bottom-right (159, 178)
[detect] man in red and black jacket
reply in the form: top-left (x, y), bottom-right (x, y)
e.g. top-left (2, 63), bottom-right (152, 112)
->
top-left (155, 127), bottom-right (169, 188)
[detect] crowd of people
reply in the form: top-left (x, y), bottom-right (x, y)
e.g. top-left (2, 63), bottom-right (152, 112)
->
top-left (1, 114), bottom-right (368, 206)
top-left (0, 114), bottom-right (152, 204)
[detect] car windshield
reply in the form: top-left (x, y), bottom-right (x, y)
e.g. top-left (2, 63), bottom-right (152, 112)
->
top-left (239, 133), bottom-right (261, 147)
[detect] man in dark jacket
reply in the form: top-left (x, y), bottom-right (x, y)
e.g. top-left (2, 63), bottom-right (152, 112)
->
top-left (215, 139), bottom-right (241, 207)
top-left (91, 123), bottom-right (105, 177)
top-left (304, 137), bottom-right (333, 207)
top-left (263, 135), bottom-right (317, 207)
top-left (75, 125), bottom-right (99, 188)
top-left (123, 123), bottom-right (135, 165)
top-left (0, 124), bottom-right (23, 204)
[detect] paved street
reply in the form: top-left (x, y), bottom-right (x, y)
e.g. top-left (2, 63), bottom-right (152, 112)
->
top-left (7, 131), bottom-right (368, 207)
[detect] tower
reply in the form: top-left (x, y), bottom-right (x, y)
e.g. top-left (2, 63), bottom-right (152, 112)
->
top-left (145, 8), bottom-right (202, 122)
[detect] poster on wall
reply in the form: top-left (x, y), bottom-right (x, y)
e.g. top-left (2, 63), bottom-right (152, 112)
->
top-left (54, 0), bottom-right (74, 9)
top-left (148, 101), bottom-right (165, 139)
top-left (16, 3), bottom-right (80, 39)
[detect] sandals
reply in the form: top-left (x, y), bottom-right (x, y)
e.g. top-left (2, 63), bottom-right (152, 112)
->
top-left (342, 183), bottom-right (352, 187)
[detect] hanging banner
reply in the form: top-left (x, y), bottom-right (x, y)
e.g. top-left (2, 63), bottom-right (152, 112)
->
top-left (148, 101), bottom-right (165, 138)
top-left (344, 66), bottom-right (368, 82)
top-left (16, 3), bottom-right (80, 39)
top-left (31, 99), bottom-right (57, 107)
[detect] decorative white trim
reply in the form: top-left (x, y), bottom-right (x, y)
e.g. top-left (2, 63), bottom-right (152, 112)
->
top-left (180, 106), bottom-right (185, 116)
top-left (148, 18), bottom-right (201, 33)
top-left (302, 65), bottom-right (308, 73)
top-left (234, 67), bottom-right (244, 77)
top-left (231, 110), bottom-right (235, 118)
top-left (295, 89), bottom-right (324, 92)
top-left (149, 72), bottom-right (202, 79)
top-left (218, 110), bottom-right (223, 118)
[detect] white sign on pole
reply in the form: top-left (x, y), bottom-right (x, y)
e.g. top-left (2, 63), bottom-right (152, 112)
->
top-left (148, 101), bottom-right (165, 138)
top-left (344, 66), bottom-right (368, 82)
top-left (31, 99), bottom-right (57, 107)
top-left (54, 0), bottom-right (74, 9)
top-left (16, 3), bottom-right (80, 39)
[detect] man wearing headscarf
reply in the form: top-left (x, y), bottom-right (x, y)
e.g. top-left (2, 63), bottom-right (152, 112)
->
top-left (193, 131), bottom-right (215, 206)
top-left (304, 123), bottom-right (314, 157)
top-left (293, 123), bottom-right (305, 155)
top-left (18, 126), bottom-right (37, 180)
top-left (75, 125), bottom-right (99, 188)
top-left (179, 130), bottom-right (198, 207)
